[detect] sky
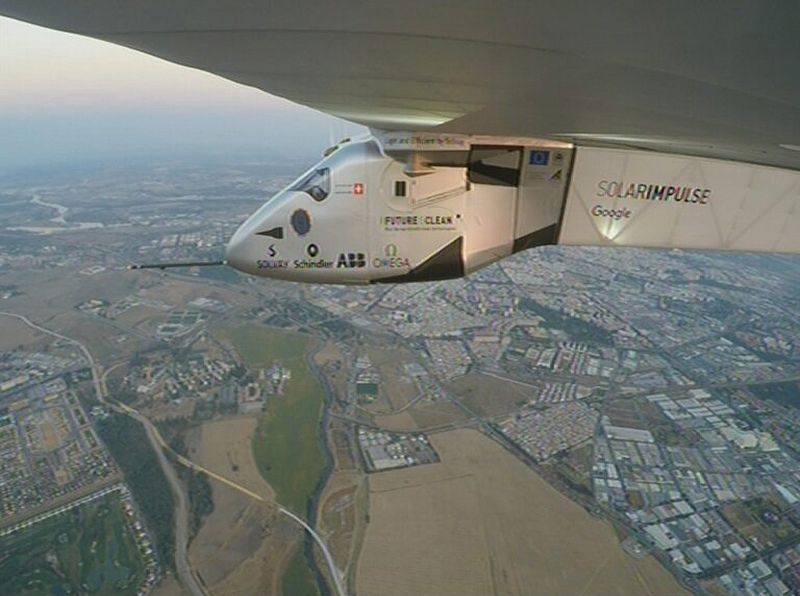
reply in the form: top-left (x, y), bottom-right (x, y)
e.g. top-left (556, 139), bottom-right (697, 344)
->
top-left (0, 16), bottom-right (365, 172)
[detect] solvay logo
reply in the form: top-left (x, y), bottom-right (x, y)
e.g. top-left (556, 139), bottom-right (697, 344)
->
top-left (336, 252), bottom-right (366, 268)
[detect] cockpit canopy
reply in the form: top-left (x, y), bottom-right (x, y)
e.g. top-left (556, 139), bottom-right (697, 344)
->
top-left (290, 167), bottom-right (330, 202)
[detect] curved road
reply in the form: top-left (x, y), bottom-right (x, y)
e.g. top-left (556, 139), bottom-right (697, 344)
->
top-left (1, 312), bottom-right (347, 596)
top-left (280, 507), bottom-right (348, 596)
top-left (0, 312), bottom-right (205, 596)
top-left (113, 400), bottom-right (205, 596)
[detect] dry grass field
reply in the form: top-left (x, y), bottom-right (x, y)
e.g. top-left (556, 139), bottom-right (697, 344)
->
top-left (47, 310), bottom-right (134, 362)
top-left (189, 481), bottom-right (302, 595)
top-left (378, 363), bottom-right (419, 411)
top-left (150, 575), bottom-right (185, 596)
top-left (185, 417), bottom-right (306, 595)
top-left (407, 402), bottom-right (469, 429)
top-left (186, 418), bottom-right (275, 500)
top-left (313, 341), bottom-right (342, 367)
top-left (357, 429), bottom-right (687, 596)
top-left (0, 317), bottom-right (42, 350)
top-left (373, 411), bottom-right (419, 431)
top-left (449, 373), bottom-right (533, 418)
top-left (317, 470), bottom-right (364, 576)
top-left (329, 423), bottom-right (358, 471)
top-left (114, 304), bottom-right (164, 329)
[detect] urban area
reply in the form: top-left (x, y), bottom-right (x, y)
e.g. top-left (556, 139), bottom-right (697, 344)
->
top-left (0, 158), bottom-right (799, 596)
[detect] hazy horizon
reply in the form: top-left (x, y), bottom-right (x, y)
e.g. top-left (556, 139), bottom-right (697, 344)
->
top-left (0, 16), bottom-right (365, 174)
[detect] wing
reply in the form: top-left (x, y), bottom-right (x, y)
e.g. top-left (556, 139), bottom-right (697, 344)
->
top-left (2, 1), bottom-right (799, 171)
top-left (556, 146), bottom-right (800, 255)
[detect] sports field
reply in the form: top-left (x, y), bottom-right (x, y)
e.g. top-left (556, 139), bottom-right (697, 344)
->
top-left (0, 491), bottom-right (147, 595)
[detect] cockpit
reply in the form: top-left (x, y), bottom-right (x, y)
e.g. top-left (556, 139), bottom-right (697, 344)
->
top-left (290, 167), bottom-right (330, 202)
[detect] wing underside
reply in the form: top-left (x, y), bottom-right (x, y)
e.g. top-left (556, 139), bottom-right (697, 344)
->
top-left (1, 1), bottom-right (800, 170)
top-left (558, 147), bottom-right (800, 255)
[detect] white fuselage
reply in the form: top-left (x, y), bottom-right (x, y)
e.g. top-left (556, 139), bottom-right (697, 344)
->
top-left (225, 134), bottom-right (572, 284)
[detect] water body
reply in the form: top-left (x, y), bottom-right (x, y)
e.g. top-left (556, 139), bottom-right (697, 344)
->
top-left (31, 194), bottom-right (68, 223)
top-left (19, 194), bottom-right (105, 233)
top-left (8, 223), bottom-right (106, 234)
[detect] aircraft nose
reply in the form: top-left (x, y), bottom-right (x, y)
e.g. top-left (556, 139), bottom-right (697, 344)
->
top-left (225, 225), bottom-right (253, 274)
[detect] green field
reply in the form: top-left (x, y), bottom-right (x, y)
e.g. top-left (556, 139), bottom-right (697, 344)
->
top-left (97, 413), bottom-right (174, 569)
top-left (282, 547), bottom-right (322, 596)
top-left (218, 325), bottom-right (325, 596)
top-left (218, 325), bottom-right (310, 371)
top-left (218, 325), bottom-right (326, 513)
top-left (0, 492), bottom-right (148, 595)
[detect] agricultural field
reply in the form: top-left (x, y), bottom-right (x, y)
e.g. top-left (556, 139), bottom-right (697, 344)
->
top-left (0, 492), bottom-right (148, 595)
top-left (357, 428), bottom-right (687, 596)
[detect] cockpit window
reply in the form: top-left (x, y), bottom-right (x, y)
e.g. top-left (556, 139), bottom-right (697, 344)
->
top-left (291, 167), bottom-right (330, 201)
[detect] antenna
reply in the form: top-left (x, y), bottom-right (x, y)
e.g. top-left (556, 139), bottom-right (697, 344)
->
top-left (128, 260), bottom-right (227, 271)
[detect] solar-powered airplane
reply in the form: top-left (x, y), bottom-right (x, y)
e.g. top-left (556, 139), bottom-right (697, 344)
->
top-left (3, 1), bottom-right (799, 284)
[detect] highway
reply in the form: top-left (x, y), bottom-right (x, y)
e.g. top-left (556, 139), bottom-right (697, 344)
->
top-left (1, 311), bottom-right (347, 596)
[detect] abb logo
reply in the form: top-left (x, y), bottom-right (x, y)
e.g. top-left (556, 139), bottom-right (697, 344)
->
top-left (336, 252), bottom-right (366, 268)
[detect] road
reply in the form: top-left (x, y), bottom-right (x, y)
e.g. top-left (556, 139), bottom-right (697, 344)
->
top-left (112, 401), bottom-right (205, 596)
top-left (0, 312), bottom-right (206, 596)
top-left (1, 312), bottom-right (347, 596)
top-left (113, 393), bottom-right (348, 596)
top-left (280, 507), bottom-right (348, 596)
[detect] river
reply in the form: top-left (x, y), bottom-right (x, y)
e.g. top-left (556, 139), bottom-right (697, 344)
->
top-left (304, 341), bottom-right (337, 596)
top-left (31, 194), bottom-right (68, 223)
top-left (22, 194), bottom-right (106, 234)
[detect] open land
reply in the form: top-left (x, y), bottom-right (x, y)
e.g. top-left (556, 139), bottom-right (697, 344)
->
top-left (357, 428), bottom-right (687, 596)
top-left (217, 326), bottom-right (325, 514)
top-left (4, 164), bottom-right (800, 596)
top-left (450, 373), bottom-right (532, 418)
top-left (188, 479), bottom-right (297, 595)
top-left (0, 317), bottom-right (42, 350)
top-left (185, 417), bottom-right (296, 595)
top-left (186, 417), bottom-right (275, 501)
top-left (317, 470), bottom-right (366, 580)
top-left (406, 402), bottom-right (470, 430)
top-left (378, 363), bottom-right (420, 412)
top-left (373, 410), bottom-right (419, 431)
top-left (0, 491), bottom-right (148, 596)
top-left (216, 325), bottom-right (326, 596)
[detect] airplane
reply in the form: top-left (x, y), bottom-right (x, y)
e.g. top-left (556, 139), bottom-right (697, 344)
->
top-left (2, 1), bottom-right (799, 285)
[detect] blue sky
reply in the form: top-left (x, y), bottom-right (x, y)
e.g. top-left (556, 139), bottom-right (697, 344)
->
top-left (0, 16), bottom-right (364, 171)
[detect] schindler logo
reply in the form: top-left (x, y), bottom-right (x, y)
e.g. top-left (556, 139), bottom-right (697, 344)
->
top-left (337, 252), bottom-right (366, 268)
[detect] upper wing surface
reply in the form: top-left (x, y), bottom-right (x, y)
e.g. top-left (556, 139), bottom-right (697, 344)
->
top-left (2, 1), bottom-right (799, 169)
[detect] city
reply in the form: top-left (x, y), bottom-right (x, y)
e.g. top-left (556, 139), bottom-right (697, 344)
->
top-left (0, 160), bottom-right (799, 595)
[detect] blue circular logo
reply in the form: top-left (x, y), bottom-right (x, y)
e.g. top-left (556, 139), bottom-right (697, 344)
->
top-left (290, 209), bottom-right (311, 236)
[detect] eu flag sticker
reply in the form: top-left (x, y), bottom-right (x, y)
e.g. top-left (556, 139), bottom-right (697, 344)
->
top-left (530, 150), bottom-right (550, 166)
